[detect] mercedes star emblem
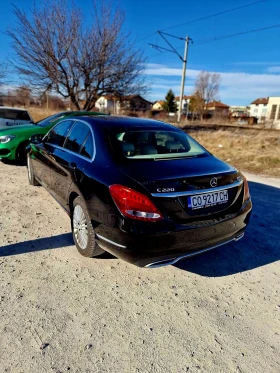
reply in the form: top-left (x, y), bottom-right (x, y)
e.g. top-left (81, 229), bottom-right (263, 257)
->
top-left (210, 177), bottom-right (218, 187)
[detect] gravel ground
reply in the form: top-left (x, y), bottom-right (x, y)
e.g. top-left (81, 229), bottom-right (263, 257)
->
top-left (0, 161), bottom-right (279, 373)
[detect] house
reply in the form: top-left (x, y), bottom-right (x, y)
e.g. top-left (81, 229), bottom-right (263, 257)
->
top-left (266, 97), bottom-right (280, 128)
top-left (249, 98), bottom-right (268, 123)
top-left (95, 95), bottom-right (118, 114)
top-left (152, 100), bottom-right (165, 111)
top-left (95, 94), bottom-right (152, 115)
top-left (230, 106), bottom-right (250, 118)
top-left (205, 100), bottom-right (230, 117)
top-left (175, 95), bottom-right (192, 114)
top-left (118, 95), bottom-right (152, 114)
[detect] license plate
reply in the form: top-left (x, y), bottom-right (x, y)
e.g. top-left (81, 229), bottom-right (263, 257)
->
top-left (187, 190), bottom-right (228, 210)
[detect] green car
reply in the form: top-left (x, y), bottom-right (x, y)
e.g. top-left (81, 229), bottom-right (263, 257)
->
top-left (0, 111), bottom-right (105, 163)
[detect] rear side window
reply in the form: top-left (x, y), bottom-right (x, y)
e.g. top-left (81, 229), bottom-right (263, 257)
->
top-left (0, 109), bottom-right (31, 121)
top-left (80, 132), bottom-right (94, 159)
top-left (64, 122), bottom-right (90, 154)
top-left (45, 120), bottom-right (74, 147)
top-left (115, 130), bottom-right (207, 159)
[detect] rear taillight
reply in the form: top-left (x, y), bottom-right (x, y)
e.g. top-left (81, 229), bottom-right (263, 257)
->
top-left (109, 184), bottom-right (163, 222)
top-left (243, 176), bottom-right (250, 203)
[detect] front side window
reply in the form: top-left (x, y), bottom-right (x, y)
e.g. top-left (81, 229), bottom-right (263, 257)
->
top-left (64, 122), bottom-right (90, 154)
top-left (45, 120), bottom-right (74, 146)
top-left (115, 130), bottom-right (207, 159)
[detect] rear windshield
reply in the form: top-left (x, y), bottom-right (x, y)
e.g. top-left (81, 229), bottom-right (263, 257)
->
top-left (0, 109), bottom-right (31, 121)
top-left (115, 130), bottom-right (207, 159)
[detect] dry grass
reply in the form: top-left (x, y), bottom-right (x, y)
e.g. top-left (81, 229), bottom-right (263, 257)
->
top-left (29, 107), bottom-right (59, 122)
top-left (188, 128), bottom-right (280, 178)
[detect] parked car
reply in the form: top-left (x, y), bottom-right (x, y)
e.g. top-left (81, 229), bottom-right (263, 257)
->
top-left (0, 107), bottom-right (34, 129)
top-left (27, 115), bottom-right (252, 268)
top-left (0, 111), bottom-right (105, 163)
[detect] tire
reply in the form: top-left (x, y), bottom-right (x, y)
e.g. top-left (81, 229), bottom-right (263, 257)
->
top-left (27, 155), bottom-right (40, 186)
top-left (72, 196), bottom-right (105, 258)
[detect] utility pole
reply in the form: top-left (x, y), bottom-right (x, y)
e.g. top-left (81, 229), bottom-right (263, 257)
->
top-left (178, 36), bottom-right (190, 122)
top-left (149, 32), bottom-right (192, 123)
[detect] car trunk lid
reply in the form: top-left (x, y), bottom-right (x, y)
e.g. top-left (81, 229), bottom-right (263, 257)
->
top-left (119, 155), bottom-right (244, 221)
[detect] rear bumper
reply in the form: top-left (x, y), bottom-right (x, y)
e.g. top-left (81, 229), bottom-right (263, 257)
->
top-left (95, 199), bottom-right (252, 267)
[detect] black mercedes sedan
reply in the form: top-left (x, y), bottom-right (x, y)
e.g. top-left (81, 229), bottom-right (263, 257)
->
top-left (27, 115), bottom-right (252, 268)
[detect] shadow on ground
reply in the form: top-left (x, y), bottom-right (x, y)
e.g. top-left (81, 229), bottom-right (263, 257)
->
top-left (0, 232), bottom-right (115, 260)
top-left (0, 233), bottom-right (73, 256)
top-left (1, 181), bottom-right (279, 275)
top-left (1, 159), bottom-right (26, 166)
top-left (175, 181), bottom-right (280, 276)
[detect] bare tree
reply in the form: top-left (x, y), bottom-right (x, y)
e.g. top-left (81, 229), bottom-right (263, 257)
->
top-left (14, 85), bottom-right (32, 107)
top-left (188, 91), bottom-right (205, 119)
top-left (7, 0), bottom-right (147, 110)
top-left (194, 71), bottom-right (221, 104)
top-left (0, 64), bottom-right (8, 87)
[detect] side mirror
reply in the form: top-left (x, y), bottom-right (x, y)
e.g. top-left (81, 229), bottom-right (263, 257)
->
top-left (30, 134), bottom-right (44, 144)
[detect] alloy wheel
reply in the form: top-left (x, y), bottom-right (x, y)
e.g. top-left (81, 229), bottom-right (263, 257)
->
top-left (73, 204), bottom-right (88, 250)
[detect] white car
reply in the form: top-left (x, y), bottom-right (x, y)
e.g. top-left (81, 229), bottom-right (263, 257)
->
top-left (0, 107), bottom-right (34, 129)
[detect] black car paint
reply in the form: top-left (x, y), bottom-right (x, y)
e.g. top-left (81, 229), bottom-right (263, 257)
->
top-left (29, 116), bottom-right (252, 267)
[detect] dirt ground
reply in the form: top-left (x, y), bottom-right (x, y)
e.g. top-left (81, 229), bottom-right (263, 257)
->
top-left (0, 162), bottom-right (279, 373)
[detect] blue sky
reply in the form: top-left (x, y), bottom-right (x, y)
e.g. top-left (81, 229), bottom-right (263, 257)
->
top-left (1, 0), bottom-right (280, 105)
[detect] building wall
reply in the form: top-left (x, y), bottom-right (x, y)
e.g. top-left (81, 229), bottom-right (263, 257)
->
top-left (152, 102), bottom-right (164, 111)
top-left (249, 103), bottom-right (267, 123)
top-left (175, 98), bottom-right (190, 114)
top-left (96, 96), bottom-right (151, 115)
top-left (266, 97), bottom-right (280, 128)
top-left (207, 106), bottom-right (229, 117)
top-left (95, 97), bottom-right (117, 114)
top-left (230, 106), bottom-right (249, 117)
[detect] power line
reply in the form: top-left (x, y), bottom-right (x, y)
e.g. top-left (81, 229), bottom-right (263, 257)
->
top-left (136, 0), bottom-right (267, 44)
top-left (195, 23), bottom-right (280, 45)
top-left (160, 0), bottom-right (268, 32)
top-left (146, 22), bottom-right (280, 58)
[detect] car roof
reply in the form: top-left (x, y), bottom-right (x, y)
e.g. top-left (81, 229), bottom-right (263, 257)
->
top-left (0, 106), bottom-right (30, 111)
top-left (69, 115), bottom-right (178, 132)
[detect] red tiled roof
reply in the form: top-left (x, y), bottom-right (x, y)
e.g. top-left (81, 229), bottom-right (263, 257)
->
top-left (250, 98), bottom-right (268, 105)
top-left (206, 100), bottom-right (230, 108)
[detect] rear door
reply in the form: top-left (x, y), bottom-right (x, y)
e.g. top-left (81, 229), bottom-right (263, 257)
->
top-left (50, 120), bottom-right (94, 209)
top-left (33, 120), bottom-right (74, 188)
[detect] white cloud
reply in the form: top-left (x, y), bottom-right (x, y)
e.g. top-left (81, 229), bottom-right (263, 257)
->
top-left (266, 66), bottom-right (280, 73)
top-left (146, 64), bottom-right (198, 79)
top-left (232, 61), bottom-right (279, 66)
top-left (145, 63), bottom-right (280, 104)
